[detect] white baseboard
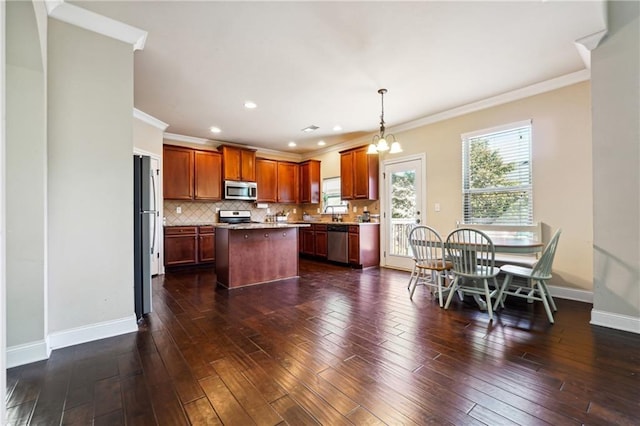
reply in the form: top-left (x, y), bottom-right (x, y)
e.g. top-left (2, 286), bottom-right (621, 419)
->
top-left (48, 314), bottom-right (138, 350)
top-left (591, 309), bottom-right (640, 334)
top-left (6, 340), bottom-right (51, 369)
top-left (547, 285), bottom-right (593, 303)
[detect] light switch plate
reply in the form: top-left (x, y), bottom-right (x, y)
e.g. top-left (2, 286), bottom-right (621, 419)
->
top-left (176, 206), bottom-right (182, 214)
top-left (435, 203), bottom-right (441, 212)
top-left (353, 206), bottom-right (357, 213)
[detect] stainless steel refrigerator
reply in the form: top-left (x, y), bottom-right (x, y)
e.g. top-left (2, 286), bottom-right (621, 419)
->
top-left (133, 155), bottom-right (157, 320)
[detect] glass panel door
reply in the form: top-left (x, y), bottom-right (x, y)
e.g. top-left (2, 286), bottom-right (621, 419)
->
top-left (383, 157), bottom-right (424, 270)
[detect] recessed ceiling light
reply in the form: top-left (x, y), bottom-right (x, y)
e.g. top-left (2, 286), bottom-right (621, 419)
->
top-left (333, 125), bottom-right (342, 131)
top-left (317, 140), bottom-right (326, 146)
top-left (244, 101), bottom-right (257, 109)
top-left (302, 125), bottom-right (319, 132)
top-left (209, 126), bottom-right (221, 133)
top-left (288, 141), bottom-right (297, 147)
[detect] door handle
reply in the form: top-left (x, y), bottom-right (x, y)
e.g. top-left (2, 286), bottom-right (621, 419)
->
top-left (416, 218), bottom-right (421, 224)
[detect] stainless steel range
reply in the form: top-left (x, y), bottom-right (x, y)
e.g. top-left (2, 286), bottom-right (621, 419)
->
top-left (218, 210), bottom-right (251, 224)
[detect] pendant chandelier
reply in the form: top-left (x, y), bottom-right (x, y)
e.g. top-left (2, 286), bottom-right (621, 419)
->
top-left (367, 88), bottom-right (402, 154)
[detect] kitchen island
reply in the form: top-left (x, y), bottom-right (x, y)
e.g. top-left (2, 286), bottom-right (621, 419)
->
top-left (214, 223), bottom-right (310, 288)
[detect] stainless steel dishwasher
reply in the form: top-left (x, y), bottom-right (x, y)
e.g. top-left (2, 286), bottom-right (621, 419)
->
top-left (327, 224), bottom-right (349, 263)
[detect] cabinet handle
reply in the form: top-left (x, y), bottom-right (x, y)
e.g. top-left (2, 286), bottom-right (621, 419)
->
top-left (282, 232), bottom-right (287, 237)
top-left (264, 233), bottom-right (270, 238)
top-left (244, 234), bottom-right (249, 239)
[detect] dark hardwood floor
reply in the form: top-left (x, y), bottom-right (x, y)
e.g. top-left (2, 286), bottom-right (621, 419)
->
top-left (6, 259), bottom-right (640, 425)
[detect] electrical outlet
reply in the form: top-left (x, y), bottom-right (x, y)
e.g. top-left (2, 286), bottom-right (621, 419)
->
top-left (176, 206), bottom-right (182, 214)
top-left (435, 203), bottom-right (441, 212)
top-left (317, 208), bottom-right (320, 213)
top-left (267, 208), bottom-right (271, 214)
top-left (353, 206), bottom-right (357, 213)
top-left (293, 208), bottom-right (297, 214)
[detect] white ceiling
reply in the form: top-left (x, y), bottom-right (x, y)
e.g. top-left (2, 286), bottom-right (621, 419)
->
top-left (71, 0), bottom-right (607, 154)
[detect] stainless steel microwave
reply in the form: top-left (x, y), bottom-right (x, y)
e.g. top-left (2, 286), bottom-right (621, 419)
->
top-left (224, 180), bottom-right (257, 201)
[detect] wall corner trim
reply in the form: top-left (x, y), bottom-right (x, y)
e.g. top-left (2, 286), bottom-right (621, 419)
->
top-left (46, 0), bottom-right (147, 51)
top-left (591, 309), bottom-right (640, 334)
top-left (48, 315), bottom-right (138, 351)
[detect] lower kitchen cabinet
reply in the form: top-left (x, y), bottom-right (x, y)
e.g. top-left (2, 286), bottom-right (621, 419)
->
top-left (348, 224), bottom-right (380, 268)
top-left (300, 226), bottom-right (315, 256)
top-left (165, 226), bottom-right (215, 267)
top-left (314, 224), bottom-right (328, 258)
top-left (198, 226), bottom-right (215, 263)
top-left (299, 224), bottom-right (327, 259)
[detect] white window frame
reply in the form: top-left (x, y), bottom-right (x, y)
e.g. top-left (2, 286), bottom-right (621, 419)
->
top-left (461, 119), bottom-right (533, 225)
top-left (322, 177), bottom-right (348, 214)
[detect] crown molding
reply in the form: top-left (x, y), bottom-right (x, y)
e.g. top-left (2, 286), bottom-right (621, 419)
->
top-left (45, 0), bottom-right (147, 51)
top-left (389, 69), bottom-right (591, 136)
top-left (163, 132), bottom-right (212, 145)
top-left (574, 29), bottom-right (608, 69)
top-left (133, 109), bottom-right (169, 131)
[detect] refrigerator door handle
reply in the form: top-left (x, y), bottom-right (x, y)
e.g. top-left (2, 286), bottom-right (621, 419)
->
top-left (149, 168), bottom-right (158, 255)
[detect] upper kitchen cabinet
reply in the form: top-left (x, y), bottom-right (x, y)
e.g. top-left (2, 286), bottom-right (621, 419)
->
top-left (277, 161), bottom-right (299, 203)
top-left (194, 150), bottom-right (222, 200)
top-left (163, 145), bottom-right (222, 201)
top-left (164, 145), bottom-right (193, 200)
top-left (340, 146), bottom-right (379, 200)
top-left (299, 160), bottom-right (321, 204)
top-left (255, 158), bottom-right (277, 202)
top-left (220, 145), bottom-right (256, 182)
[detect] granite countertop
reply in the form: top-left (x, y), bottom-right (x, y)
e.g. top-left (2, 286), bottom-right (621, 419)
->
top-left (213, 223), bottom-right (311, 230)
top-left (291, 221), bottom-right (380, 226)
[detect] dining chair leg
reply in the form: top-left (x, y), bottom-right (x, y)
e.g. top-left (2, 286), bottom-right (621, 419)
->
top-left (409, 269), bottom-right (420, 300)
top-left (444, 276), bottom-right (460, 309)
top-left (535, 280), bottom-right (555, 323)
top-left (496, 274), bottom-right (512, 309)
top-left (540, 281), bottom-right (558, 311)
top-left (436, 272), bottom-right (444, 307)
top-left (483, 279), bottom-right (494, 321)
top-left (407, 264), bottom-right (417, 290)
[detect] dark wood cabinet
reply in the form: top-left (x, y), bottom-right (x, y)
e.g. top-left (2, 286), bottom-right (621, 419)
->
top-left (164, 226), bottom-right (198, 266)
top-left (164, 145), bottom-right (221, 201)
top-left (256, 158), bottom-right (308, 204)
top-left (221, 145), bottom-right (256, 182)
top-left (163, 146), bottom-right (194, 200)
top-left (300, 227), bottom-right (315, 256)
top-left (298, 224), bottom-right (327, 259)
top-left (198, 226), bottom-right (215, 263)
top-left (348, 224), bottom-right (380, 268)
top-left (165, 226), bottom-right (215, 267)
top-left (194, 151), bottom-right (222, 201)
top-left (340, 146), bottom-right (379, 200)
top-left (255, 158), bottom-right (278, 202)
top-left (314, 224), bottom-right (328, 258)
top-left (299, 160), bottom-right (321, 203)
top-left (277, 161), bottom-right (298, 203)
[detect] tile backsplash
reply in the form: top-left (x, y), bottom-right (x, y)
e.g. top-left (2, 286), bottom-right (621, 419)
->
top-left (164, 199), bottom-right (379, 226)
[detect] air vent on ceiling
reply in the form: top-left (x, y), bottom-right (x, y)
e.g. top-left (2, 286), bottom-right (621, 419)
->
top-left (302, 125), bottom-right (319, 132)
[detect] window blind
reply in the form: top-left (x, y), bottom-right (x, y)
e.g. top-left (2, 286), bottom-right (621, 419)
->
top-left (462, 121), bottom-right (533, 225)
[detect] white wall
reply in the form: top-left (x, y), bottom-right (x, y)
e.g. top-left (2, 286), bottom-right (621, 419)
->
top-left (1, 0), bottom-right (6, 421)
top-left (47, 19), bottom-right (137, 341)
top-left (6, 1), bottom-right (47, 362)
top-left (591, 0), bottom-right (640, 332)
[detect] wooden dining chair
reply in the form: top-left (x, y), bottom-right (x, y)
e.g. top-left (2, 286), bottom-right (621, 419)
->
top-left (444, 228), bottom-right (501, 320)
top-left (407, 226), bottom-right (453, 306)
top-left (495, 229), bottom-right (562, 323)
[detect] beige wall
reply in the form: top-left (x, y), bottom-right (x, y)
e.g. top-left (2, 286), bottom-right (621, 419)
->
top-left (391, 82), bottom-right (593, 290)
top-left (592, 1), bottom-right (640, 323)
top-left (48, 19), bottom-right (135, 333)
